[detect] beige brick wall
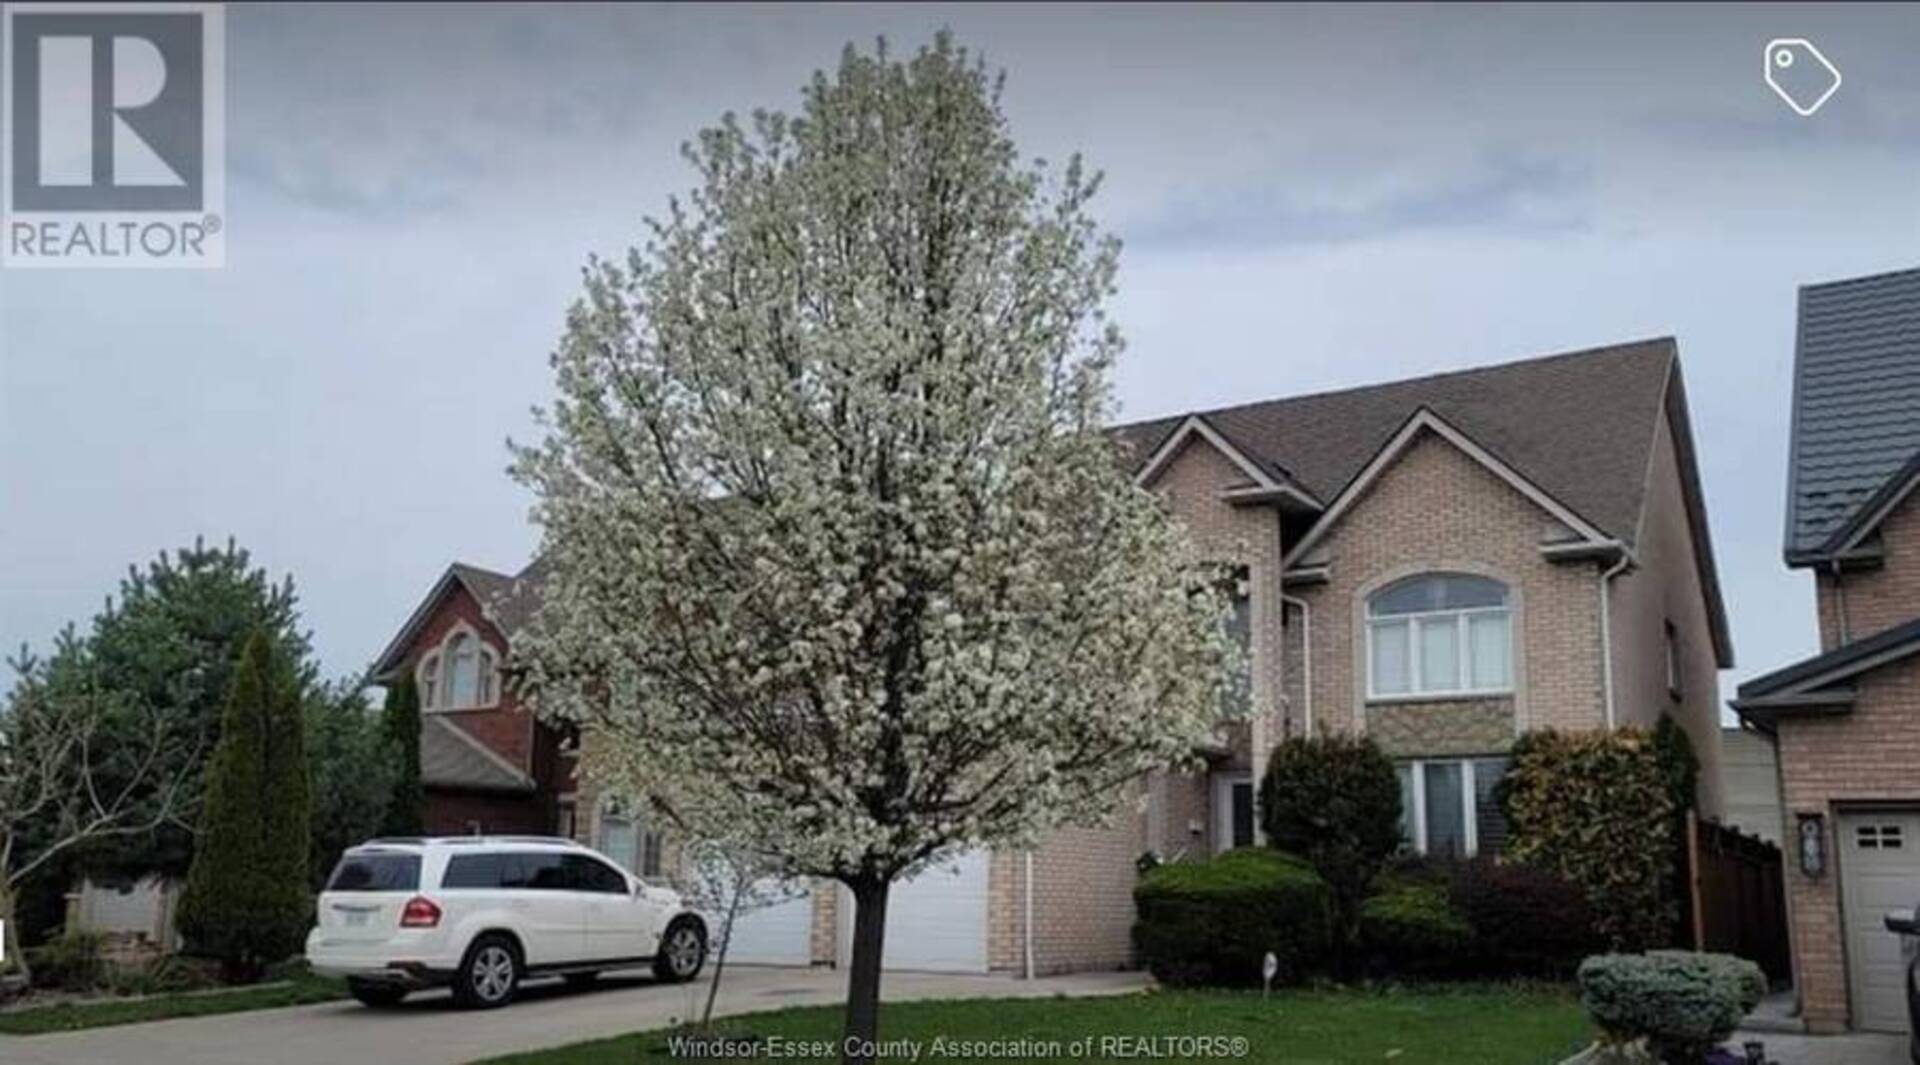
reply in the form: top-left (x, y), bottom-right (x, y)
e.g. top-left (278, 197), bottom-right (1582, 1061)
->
top-left (1290, 430), bottom-right (1605, 745)
top-left (1607, 409), bottom-right (1728, 817)
top-left (1776, 653), bottom-right (1920, 1032)
top-left (1818, 488), bottom-right (1920, 650)
top-left (1147, 435), bottom-right (1289, 752)
top-left (810, 879), bottom-right (838, 966)
top-left (1367, 697), bottom-right (1515, 757)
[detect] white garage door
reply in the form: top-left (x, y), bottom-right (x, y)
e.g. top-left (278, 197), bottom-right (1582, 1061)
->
top-left (719, 881), bottom-right (814, 966)
top-left (841, 850), bottom-right (989, 973)
top-left (1842, 811), bottom-right (1920, 1033)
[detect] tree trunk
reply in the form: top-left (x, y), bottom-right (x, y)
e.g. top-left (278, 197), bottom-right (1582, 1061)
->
top-left (701, 886), bottom-right (746, 1028)
top-left (0, 878), bottom-right (27, 990)
top-left (841, 876), bottom-right (891, 1065)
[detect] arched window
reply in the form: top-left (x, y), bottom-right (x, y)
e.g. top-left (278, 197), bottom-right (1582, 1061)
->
top-left (417, 629), bottom-right (500, 710)
top-left (418, 654), bottom-right (440, 709)
top-left (446, 633), bottom-right (479, 707)
top-left (1366, 574), bottom-right (1511, 698)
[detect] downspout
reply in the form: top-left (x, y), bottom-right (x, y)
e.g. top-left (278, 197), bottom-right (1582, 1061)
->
top-left (1022, 851), bottom-right (1035, 980)
top-left (1829, 560), bottom-right (1850, 647)
top-left (1598, 554), bottom-right (1631, 730)
top-left (1280, 593), bottom-right (1312, 735)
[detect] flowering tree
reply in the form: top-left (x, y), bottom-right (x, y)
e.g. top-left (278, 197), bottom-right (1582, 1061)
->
top-left (511, 34), bottom-right (1229, 1060)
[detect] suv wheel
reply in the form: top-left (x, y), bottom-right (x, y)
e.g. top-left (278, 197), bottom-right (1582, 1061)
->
top-left (653, 919), bottom-right (706, 983)
top-left (347, 979), bottom-right (408, 1008)
top-left (453, 934), bottom-right (521, 1009)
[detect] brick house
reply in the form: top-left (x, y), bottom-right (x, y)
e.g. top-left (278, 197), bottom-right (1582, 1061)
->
top-left (384, 337), bottom-right (1732, 976)
top-left (1732, 267), bottom-right (1920, 1035)
top-left (368, 563), bottom-right (583, 841)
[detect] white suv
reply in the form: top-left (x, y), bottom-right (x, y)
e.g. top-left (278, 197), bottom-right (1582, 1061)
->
top-left (306, 836), bottom-right (708, 1009)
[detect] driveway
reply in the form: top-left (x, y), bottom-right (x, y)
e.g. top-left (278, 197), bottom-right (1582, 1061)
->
top-left (0, 966), bottom-right (1149, 1065)
top-left (1732, 1028), bottom-right (1909, 1065)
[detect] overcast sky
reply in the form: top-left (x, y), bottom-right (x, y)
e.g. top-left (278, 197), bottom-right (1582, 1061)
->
top-left (6, 3), bottom-right (1920, 703)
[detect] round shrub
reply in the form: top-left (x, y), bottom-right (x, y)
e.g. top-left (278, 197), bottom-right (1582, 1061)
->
top-left (1446, 856), bottom-right (1600, 977)
top-left (1578, 951), bottom-right (1766, 1064)
top-left (1359, 882), bottom-right (1471, 976)
top-left (1260, 734), bottom-right (1401, 957)
top-left (1133, 848), bottom-right (1332, 987)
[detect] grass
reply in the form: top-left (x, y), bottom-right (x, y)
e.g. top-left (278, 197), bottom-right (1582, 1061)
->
top-left (478, 984), bottom-right (1592, 1065)
top-left (0, 971), bottom-right (347, 1035)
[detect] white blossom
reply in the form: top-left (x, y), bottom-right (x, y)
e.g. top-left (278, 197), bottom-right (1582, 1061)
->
top-left (510, 32), bottom-right (1231, 900)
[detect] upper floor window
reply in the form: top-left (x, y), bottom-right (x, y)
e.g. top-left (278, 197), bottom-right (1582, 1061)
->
top-left (417, 628), bottom-right (499, 710)
top-left (1664, 621), bottom-right (1683, 699)
top-left (1220, 566), bottom-right (1252, 717)
top-left (1367, 574), bottom-right (1511, 699)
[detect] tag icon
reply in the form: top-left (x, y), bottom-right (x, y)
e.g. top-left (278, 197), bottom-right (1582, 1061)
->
top-left (1765, 39), bottom-right (1841, 117)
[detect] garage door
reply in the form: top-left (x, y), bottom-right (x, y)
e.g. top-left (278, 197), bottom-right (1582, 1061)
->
top-left (840, 850), bottom-right (989, 973)
top-left (1842, 811), bottom-right (1920, 1033)
top-left (718, 880), bottom-right (814, 966)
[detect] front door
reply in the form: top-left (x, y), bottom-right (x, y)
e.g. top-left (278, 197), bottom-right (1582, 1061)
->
top-left (1213, 772), bottom-right (1255, 852)
top-left (1841, 810), bottom-right (1920, 1033)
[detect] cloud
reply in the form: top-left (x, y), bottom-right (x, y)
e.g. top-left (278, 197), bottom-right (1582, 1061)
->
top-left (1127, 151), bottom-right (1592, 251)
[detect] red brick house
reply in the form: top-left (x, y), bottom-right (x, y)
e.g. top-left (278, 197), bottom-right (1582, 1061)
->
top-left (369, 561), bottom-right (577, 838)
top-left (1734, 267), bottom-right (1920, 1035)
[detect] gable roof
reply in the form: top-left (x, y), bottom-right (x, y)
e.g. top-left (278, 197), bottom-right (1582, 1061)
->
top-left (1732, 615), bottom-right (1920, 729)
top-left (1784, 267), bottom-right (1920, 564)
top-left (420, 715), bottom-right (536, 793)
top-left (1281, 406), bottom-right (1618, 569)
top-left (1117, 337), bottom-right (1733, 666)
top-left (369, 558), bottom-right (549, 682)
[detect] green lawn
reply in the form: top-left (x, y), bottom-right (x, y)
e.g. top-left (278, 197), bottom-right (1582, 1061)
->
top-left (0, 972), bottom-right (347, 1035)
top-left (479, 985), bottom-right (1592, 1065)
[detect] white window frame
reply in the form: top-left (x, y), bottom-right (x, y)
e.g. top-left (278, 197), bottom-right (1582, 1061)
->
top-left (1366, 585), bottom-right (1513, 701)
top-left (597, 801), bottom-right (664, 880)
top-left (415, 624), bottom-right (502, 712)
top-left (1401, 758), bottom-right (1483, 857)
top-left (1212, 771), bottom-right (1255, 854)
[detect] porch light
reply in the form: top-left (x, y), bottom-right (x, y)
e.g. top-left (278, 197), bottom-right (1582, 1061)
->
top-left (1797, 813), bottom-right (1826, 878)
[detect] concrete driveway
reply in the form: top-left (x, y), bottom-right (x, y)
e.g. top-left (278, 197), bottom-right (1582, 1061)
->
top-left (0, 966), bottom-right (1149, 1065)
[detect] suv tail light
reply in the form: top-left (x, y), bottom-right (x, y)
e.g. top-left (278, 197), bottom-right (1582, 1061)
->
top-left (399, 896), bottom-right (442, 929)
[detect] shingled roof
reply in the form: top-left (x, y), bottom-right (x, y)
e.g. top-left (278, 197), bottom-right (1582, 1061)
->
top-left (1116, 337), bottom-right (1732, 666)
top-left (1784, 267), bottom-right (1920, 565)
top-left (378, 339), bottom-right (1732, 671)
top-left (368, 558), bottom-right (549, 681)
top-left (420, 715), bottom-right (536, 793)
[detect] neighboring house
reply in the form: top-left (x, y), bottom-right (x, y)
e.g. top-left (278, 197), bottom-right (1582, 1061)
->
top-left (1732, 266), bottom-right (1920, 1035)
top-left (396, 337), bottom-right (1733, 977)
top-left (1721, 726), bottom-right (1784, 847)
top-left (370, 562), bottom-right (581, 840)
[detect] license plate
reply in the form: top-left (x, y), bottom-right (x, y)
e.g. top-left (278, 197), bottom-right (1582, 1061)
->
top-left (342, 910), bottom-right (370, 928)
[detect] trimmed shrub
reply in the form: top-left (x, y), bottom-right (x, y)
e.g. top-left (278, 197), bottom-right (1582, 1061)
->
top-left (176, 630), bottom-right (313, 983)
top-left (1259, 735), bottom-right (1401, 962)
top-left (1578, 951), bottom-right (1766, 1064)
top-left (1359, 882), bottom-right (1471, 975)
top-left (379, 677), bottom-right (425, 837)
top-left (1447, 856), bottom-right (1600, 977)
top-left (23, 929), bottom-right (107, 991)
top-left (1498, 729), bottom-right (1679, 950)
top-left (1133, 848), bottom-right (1333, 987)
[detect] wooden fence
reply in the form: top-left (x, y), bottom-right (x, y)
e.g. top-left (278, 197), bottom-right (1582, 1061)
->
top-left (1685, 814), bottom-right (1791, 982)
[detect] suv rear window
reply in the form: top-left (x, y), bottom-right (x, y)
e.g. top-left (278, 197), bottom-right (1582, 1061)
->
top-left (326, 852), bottom-right (421, 892)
